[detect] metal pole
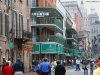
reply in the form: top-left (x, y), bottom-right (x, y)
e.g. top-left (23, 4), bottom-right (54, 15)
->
top-left (11, 0), bottom-right (14, 63)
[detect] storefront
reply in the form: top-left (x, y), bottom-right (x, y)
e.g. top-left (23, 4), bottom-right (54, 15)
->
top-left (32, 42), bottom-right (64, 61)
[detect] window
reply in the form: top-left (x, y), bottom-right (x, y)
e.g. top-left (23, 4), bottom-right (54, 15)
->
top-left (32, 0), bottom-right (38, 7)
top-left (27, 19), bottom-right (29, 31)
top-left (26, 0), bottom-right (28, 6)
top-left (13, 11), bottom-right (17, 38)
top-left (19, 14), bottom-right (23, 38)
top-left (32, 0), bottom-right (36, 7)
top-left (5, 14), bottom-right (9, 36)
top-left (5, 0), bottom-right (9, 6)
top-left (0, 11), bottom-right (2, 35)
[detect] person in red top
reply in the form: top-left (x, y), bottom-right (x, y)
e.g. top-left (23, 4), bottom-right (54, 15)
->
top-left (2, 62), bottom-right (13, 75)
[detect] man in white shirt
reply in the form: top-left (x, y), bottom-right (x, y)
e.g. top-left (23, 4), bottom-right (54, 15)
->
top-left (75, 58), bottom-right (81, 71)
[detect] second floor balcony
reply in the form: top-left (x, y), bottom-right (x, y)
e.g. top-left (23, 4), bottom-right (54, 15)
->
top-left (31, 17), bottom-right (63, 32)
top-left (67, 34), bottom-right (77, 42)
top-left (66, 28), bottom-right (78, 42)
top-left (31, 7), bottom-right (63, 32)
top-left (32, 35), bottom-right (65, 45)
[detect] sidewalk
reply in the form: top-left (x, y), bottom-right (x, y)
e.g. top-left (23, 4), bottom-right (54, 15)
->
top-left (24, 72), bottom-right (38, 75)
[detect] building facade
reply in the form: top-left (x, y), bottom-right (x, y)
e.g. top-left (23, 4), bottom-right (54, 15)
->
top-left (88, 9), bottom-right (100, 57)
top-left (61, 1), bottom-right (83, 34)
top-left (0, 0), bottom-right (32, 72)
top-left (88, 9), bottom-right (100, 44)
top-left (31, 0), bottom-right (65, 61)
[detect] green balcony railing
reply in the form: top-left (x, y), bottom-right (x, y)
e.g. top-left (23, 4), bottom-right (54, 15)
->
top-left (35, 18), bottom-right (63, 30)
top-left (47, 35), bottom-right (64, 44)
top-left (67, 34), bottom-right (77, 41)
top-left (33, 35), bottom-right (65, 45)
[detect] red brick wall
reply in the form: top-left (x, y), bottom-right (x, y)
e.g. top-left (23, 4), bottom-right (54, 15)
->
top-left (38, 0), bottom-right (56, 8)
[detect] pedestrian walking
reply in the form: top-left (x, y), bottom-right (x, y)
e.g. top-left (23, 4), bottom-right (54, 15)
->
top-left (2, 57), bottom-right (7, 74)
top-left (55, 60), bottom-right (66, 75)
top-left (75, 57), bottom-right (81, 71)
top-left (38, 58), bottom-right (51, 75)
top-left (13, 58), bottom-right (24, 75)
top-left (51, 59), bottom-right (57, 72)
top-left (93, 57), bottom-right (100, 75)
top-left (8, 58), bottom-right (12, 66)
top-left (2, 62), bottom-right (13, 75)
top-left (32, 60), bottom-right (39, 72)
top-left (90, 61), bottom-right (94, 75)
top-left (81, 58), bottom-right (89, 75)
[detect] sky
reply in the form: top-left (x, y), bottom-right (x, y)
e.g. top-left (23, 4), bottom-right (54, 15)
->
top-left (60, 0), bottom-right (100, 16)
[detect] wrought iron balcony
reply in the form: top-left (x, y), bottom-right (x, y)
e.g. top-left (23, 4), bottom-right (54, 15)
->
top-left (67, 34), bottom-right (77, 42)
top-left (32, 17), bottom-right (63, 31)
top-left (32, 35), bottom-right (65, 45)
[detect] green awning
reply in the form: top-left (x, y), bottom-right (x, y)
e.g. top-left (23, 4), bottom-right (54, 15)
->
top-left (68, 49), bottom-right (85, 57)
top-left (33, 43), bottom-right (64, 54)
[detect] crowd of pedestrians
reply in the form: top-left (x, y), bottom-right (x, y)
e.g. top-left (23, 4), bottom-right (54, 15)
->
top-left (1, 57), bottom-right (24, 75)
top-left (1, 56), bottom-right (100, 75)
top-left (31, 58), bottom-right (66, 75)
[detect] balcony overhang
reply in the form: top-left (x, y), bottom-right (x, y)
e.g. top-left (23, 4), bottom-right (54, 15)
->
top-left (67, 28), bottom-right (77, 34)
top-left (67, 38), bottom-right (77, 42)
top-left (31, 24), bottom-right (63, 33)
top-left (31, 7), bottom-right (63, 18)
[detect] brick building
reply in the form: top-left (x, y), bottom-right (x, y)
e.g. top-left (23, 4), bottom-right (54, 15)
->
top-left (0, 0), bottom-right (32, 72)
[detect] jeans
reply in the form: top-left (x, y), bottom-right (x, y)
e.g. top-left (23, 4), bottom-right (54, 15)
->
top-left (76, 64), bottom-right (80, 70)
top-left (83, 66), bottom-right (88, 75)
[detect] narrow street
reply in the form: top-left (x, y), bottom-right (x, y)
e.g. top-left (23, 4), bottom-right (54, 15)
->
top-left (24, 66), bottom-right (91, 75)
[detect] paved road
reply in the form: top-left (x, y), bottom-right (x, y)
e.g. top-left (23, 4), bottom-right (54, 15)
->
top-left (24, 67), bottom-right (91, 75)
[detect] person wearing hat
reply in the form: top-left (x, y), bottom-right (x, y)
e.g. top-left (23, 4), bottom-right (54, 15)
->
top-left (39, 58), bottom-right (51, 75)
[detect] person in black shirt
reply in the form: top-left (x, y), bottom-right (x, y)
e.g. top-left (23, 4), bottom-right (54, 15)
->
top-left (13, 58), bottom-right (24, 75)
top-left (55, 60), bottom-right (66, 75)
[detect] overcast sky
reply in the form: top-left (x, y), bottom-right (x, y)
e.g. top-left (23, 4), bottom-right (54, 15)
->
top-left (60, 0), bottom-right (100, 16)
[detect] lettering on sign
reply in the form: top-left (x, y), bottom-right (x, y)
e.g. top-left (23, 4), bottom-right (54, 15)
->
top-left (32, 11), bottom-right (49, 17)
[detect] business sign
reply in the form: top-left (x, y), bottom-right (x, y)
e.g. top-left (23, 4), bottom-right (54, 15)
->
top-left (32, 11), bottom-right (49, 17)
top-left (23, 30), bottom-right (32, 39)
top-left (33, 44), bottom-right (40, 54)
top-left (41, 44), bottom-right (56, 53)
top-left (8, 42), bottom-right (14, 49)
top-left (57, 45), bottom-right (64, 54)
top-left (22, 41), bottom-right (33, 52)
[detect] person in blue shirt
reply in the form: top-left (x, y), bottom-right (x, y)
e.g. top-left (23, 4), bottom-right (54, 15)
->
top-left (39, 58), bottom-right (51, 75)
